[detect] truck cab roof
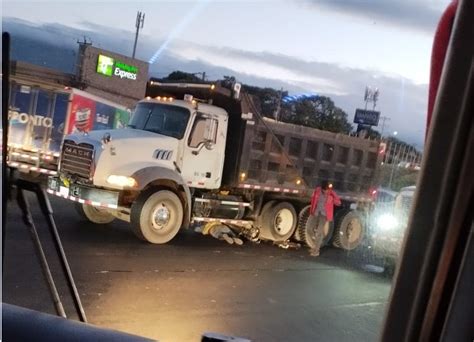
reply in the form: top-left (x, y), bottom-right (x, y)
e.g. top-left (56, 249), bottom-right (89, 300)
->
top-left (139, 98), bottom-right (229, 119)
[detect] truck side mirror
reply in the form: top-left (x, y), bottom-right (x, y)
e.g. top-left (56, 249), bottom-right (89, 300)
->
top-left (192, 139), bottom-right (215, 155)
top-left (204, 139), bottom-right (215, 150)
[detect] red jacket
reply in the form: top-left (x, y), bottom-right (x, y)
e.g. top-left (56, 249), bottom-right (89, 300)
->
top-left (310, 187), bottom-right (341, 221)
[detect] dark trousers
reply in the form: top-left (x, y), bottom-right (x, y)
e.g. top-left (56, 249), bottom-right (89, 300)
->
top-left (309, 213), bottom-right (327, 253)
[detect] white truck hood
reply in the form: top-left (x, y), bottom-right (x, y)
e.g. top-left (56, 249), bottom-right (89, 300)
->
top-left (65, 128), bottom-right (179, 188)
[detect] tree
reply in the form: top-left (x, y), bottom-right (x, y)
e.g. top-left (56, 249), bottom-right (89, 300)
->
top-left (243, 85), bottom-right (287, 118)
top-left (162, 71), bottom-right (202, 83)
top-left (280, 96), bottom-right (353, 134)
top-left (158, 72), bottom-right (354, 134)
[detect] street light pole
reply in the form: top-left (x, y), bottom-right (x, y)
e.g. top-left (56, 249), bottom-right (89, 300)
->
top-left (379, 116), bottom-right (390, 137)
top-left (274, 87), bottom-right (283, 121)
top-left (388, 140), bottom-right (403, 189)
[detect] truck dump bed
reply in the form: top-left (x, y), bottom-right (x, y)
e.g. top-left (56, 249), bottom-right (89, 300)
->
top-left (238, 112), bottom-right (382, 199)
top-left (147, 81), bottom-right (382, 201)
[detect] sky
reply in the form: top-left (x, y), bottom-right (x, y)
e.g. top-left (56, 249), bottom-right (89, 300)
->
top-left (3, 0), bottom-right (450, 148)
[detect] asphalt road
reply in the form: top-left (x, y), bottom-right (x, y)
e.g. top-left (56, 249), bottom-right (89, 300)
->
top-left (3, 194), bottom-right (393, 342)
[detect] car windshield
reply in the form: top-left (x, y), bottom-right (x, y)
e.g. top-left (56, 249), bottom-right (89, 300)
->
top-left (128, 102), bottom-right (190, 139)
top-left (3, 0), bottom-right (452, 341)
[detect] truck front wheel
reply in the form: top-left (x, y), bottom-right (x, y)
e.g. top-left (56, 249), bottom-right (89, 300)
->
top-left (75, 203), bottom-right (115, 224)
top-left (131, 189), bottom-right (184, 244)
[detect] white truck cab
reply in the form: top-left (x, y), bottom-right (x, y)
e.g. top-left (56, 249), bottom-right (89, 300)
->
top-left (49, 95), bottom-right (229, 244)
top-left (94, 97), bottom-right (229, 190)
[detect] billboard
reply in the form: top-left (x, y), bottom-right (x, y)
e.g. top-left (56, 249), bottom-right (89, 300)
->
top-left (354, 109), bottom-right (380, 126)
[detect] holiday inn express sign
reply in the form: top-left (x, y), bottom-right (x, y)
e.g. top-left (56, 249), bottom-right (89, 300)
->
top-left (78, 45), bottom-right (148, 103)
top-left (97, 54), bottom-right (138, 80)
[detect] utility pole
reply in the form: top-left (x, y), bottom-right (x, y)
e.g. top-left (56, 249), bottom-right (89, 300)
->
top-left (274, 87), bottom-right (283, 121)
top-left (388, 142), bottom-right (401, 189)
top-left (75, 36), bottom-right (92, 87)
top-left (379, 116), bottom-right (390, 138)
top-left (132, 11), bottom-right (145, 59)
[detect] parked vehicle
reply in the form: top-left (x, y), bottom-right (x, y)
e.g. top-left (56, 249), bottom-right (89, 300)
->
top-left (369, 185), bottom-right (416, 270)
top-left (46, 81), bottom-right (383, 249)
top-left (7, 81), bottom-right (130, 176)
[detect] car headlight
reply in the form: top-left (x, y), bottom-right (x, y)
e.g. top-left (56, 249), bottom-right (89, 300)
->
top-left (376, 213), bottom-right (398, 231)
top-left (106, 175), bottom-right (138, 188)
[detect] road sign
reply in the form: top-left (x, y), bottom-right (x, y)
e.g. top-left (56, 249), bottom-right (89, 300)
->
top-left (354, 109), bottom-right (380, 126)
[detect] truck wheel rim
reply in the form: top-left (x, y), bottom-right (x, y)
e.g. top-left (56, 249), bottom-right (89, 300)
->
top-left (347, 218), bottom-right (362, 243)
top-left (151, 204), bottom-right (171, 230)
top-left (274, 208), bottom-right (294, 236)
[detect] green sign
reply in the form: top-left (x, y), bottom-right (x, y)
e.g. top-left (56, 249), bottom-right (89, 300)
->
top-left (97, 55), bottom-right (114, 76)
top-left (96, 54), bottom-right (138, 80)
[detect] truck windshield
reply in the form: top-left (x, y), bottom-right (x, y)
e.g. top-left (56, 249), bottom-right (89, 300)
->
top-left (128, 102), bottom-right (190, 139)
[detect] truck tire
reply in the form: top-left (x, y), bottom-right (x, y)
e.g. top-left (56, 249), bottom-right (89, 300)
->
top-left (74, 203), bottom-right (115, 224)
top-left (298, 209), bottom-right (335, 248)
top-left (333, 210), bottom-right (364, 250)
top-left (131, 189), bottom-right (184, 244)
top-left (294, 206), bottom-right (310, 241)
top-left (321, 221), bottom-right (334, 247)
top-left (258, 201), bottom-right (297, 242)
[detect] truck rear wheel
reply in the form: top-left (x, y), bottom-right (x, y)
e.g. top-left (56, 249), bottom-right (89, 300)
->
top-left (258, 201), bottom-right (297, 242)
top-left (74, 203), bottom-right (115, 224)
top-left (294, 205), bottom-right (310, 241)
top-left (321, 221), bottom-right (334, 246)
top-left (131, 189), bottom-right (184, 244)
top-left (298, 207), bottom-right (334, 248)
top-left (333, 210), bottom-right (364, 250)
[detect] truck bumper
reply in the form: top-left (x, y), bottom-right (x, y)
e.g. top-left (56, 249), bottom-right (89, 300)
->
top-left (47, 177), bottom-right (120, 209)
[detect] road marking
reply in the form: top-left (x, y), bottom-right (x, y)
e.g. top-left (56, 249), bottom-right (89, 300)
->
top-left (334, 301), bottom-right (386, 309)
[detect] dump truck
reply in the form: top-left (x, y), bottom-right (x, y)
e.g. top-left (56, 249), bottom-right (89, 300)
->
top-left (7, 80), bottom-right (130, 176)
top-left (46, 81), bottom-right (383, 249)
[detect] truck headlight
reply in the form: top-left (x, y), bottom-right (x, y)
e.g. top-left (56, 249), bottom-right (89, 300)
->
top-left (106, 175), bottom-right (138, 188)
top-left (376, 213), bottom-right (398, 231)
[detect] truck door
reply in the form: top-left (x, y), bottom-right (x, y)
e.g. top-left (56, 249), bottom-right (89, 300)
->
top-left (180, 112), bottom-right (227, 189)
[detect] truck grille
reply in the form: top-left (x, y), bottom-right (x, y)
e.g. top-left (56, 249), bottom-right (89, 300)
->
top-left (60, 140), bottom-right (94, 180)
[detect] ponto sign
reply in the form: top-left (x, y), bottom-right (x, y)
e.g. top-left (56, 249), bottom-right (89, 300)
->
top-left (97, 54), bottom-right (138, 81)
top-left (9, 110), bottom-right (53, 128)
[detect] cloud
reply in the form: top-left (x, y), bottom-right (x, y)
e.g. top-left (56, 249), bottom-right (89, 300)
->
top-left (3, 17), bottom-right (428, 147)
top-left (165, 42), bottom-right (428, 147)
top-left (304, 0), bottom-right (445, 33)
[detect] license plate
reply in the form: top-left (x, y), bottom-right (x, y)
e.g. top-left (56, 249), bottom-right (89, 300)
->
top-left (50, 178), bottom-right (58, 190)
top-left (59, 186), bottom-right (69, 197)
top-left (70, 185), bottom-right (81, 197)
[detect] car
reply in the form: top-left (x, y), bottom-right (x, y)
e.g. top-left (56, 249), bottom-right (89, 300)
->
top-left (369, 186), bottom-right (416, 271)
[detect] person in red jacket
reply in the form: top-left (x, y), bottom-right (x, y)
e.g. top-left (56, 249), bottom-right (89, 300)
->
top-left (308, 180), bottom-right (342, 256)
